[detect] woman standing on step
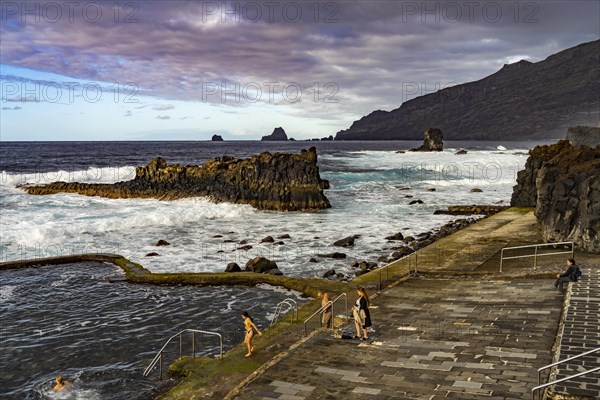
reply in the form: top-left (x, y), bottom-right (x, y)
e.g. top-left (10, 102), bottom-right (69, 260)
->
top-left (353, 287), bottom-right (372, 340)
top-left (242, 311), bottom-right (262, 357)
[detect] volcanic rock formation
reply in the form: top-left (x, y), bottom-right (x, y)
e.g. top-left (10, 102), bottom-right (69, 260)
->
top-left (511, 139), bottom-right (600, 253)
top-left (21, 148), bottom-right (331, 212)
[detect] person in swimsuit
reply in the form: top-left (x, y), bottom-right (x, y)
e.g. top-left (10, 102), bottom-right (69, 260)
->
top-left (242, 311), bottom-right (262, 357)
top-left (53, 375), bottom-right (70, 392)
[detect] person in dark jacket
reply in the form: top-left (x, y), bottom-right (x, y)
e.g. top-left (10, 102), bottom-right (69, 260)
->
top-left (554, 258), bottom-right (578, 293)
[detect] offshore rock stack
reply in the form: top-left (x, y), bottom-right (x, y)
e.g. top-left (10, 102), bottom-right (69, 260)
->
top-left (21, 147), bottom-right (331, 212)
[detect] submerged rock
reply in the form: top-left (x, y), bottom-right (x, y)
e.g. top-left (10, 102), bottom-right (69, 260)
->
top-left (225, 262), bottom-right (241, 272)
top-left (245, 257), bottom-right (278, 273)
top-left (385, 232), bottom-right (404, 241)
top-left (333, 235), bottom-right (359, 247)
top-left (433, 205), bottom-right (509, 216)
top-left (155, 240), bottom-right (170, 246)
top-left (146, 252), bottom-right (160, 257)
top-left (211, 134), bottom-right (224, 141)
top-left (318, 252), bottom-right (347, 259)
top-left (21, 147), bottom-right (331, 212)
top-left (323, 269), bottom-right (336, 278)
top-left (261, 236), bottom-right (275, 243)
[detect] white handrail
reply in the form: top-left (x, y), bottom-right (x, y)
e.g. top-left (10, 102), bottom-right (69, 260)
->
top-left (143, 329), bottom-right (223, 379)
top-left (532, 366), bottom-right (600, 400)
top-left (304, 300), bottom-right (332, 336)
top-left (378, 251), bottom-right (417, 291)
top-left (270, 298), bottom-right (298, 327)
top-left (500, 242), bottom-right (574, 272)
top-left (537, 346), bottom-right (600, 384)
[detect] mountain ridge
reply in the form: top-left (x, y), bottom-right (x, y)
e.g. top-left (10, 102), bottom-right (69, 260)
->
top-left (335, 40), bottom-right (600, 140)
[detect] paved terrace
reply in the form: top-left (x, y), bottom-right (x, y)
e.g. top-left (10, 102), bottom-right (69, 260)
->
top-left (228, 210), bottom-right (599, 400)
top-left (144, 208), bottom-right (596, 399)
top-left (233, 277), bottom-right (565, 399)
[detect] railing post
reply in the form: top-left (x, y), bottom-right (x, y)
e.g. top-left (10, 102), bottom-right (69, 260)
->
top-left (415, 252), bottom-right (418, 273)
top-left (378, 268), bottom-right (382, 291)
top-left (345, 295), bottom-right (348, 319)
top-left (413, 252), bottom-right (417, 275)
top-left (192, 331), bottom-right (196, 358)
top-left (331, 301), bottom-right (334, 331)
top-left (571, 242), bottom-right (574, 259)
top-left (179, 333), bottom-right (182, 359)
top-left (534, 245), bottom-right (538, 268)
top-left (159, 352), bottom-right (163, 380)
top-left (500, 249), bottom-right (504, 273)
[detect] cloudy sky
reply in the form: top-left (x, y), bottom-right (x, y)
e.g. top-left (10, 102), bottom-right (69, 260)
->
top-left (1, 0), bottom-right (598, 140)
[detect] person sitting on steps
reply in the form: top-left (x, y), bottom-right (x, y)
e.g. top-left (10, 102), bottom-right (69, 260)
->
top-left (554, 258), bottom-right (579, 294)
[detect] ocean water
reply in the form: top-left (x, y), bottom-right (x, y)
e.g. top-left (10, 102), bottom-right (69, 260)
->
top-left (0, 262), bottom-right (307, 399)
top-left (0, 141), bottom-right (546, 278)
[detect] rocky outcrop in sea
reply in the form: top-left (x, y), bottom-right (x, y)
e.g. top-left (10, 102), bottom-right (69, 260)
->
top-left (21, 147), bottom-right (331, 212)
top-left (410, 128), bottom-right (443, 151)
top-left (511, 137), bottom-right (600, 253)
top-left (261, 127), bottom-right (288, 141)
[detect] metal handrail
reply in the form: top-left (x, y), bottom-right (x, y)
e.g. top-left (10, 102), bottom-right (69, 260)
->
top-left (500, 241), bottom-right (573, 272)
top-left (303, 293), bottom-right (349, 336)
top-left (143, 329), bottom-right (223, 379)
top-left (537, 346), bottom-right (600, 385)
top-left (303, 300), bottom-right (332, 336)
top-left (532, 366), bottom-right (600, 400)
top-left (378, 251), bottom-right (417, 291)
top-left (270, 298), bottom-right (298, 327)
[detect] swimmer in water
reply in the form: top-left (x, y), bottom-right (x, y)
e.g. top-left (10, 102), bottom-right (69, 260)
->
top-left (53, 375), bottom-right (70, 392)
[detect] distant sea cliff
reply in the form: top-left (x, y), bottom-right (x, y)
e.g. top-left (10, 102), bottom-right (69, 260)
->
top-left (335, 40), bottom-right (599, 141)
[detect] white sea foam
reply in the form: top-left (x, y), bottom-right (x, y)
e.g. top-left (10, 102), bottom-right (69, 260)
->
top-left (255, 283), bottom-right (306, 299)
top-left (1, 149), bottom-right (529, 277)
top-left (0, 285), bottom-right (16, 302)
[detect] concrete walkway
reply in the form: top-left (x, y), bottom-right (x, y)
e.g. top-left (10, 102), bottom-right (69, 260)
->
top-left (233, 277), bottom-right (564, 399)
top-left (550, 266), bottom-right (600, 399)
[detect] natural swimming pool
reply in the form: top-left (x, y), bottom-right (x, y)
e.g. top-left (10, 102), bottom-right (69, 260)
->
top-left (0, 262), bottom-right (307, 399)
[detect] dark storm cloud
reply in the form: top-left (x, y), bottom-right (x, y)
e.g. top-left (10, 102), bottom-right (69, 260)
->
top-left (1, 0), bottom-right (598, 120)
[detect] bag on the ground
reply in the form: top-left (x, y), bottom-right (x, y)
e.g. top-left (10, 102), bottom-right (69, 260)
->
top-left (575, 265), bottom-right (582, 279)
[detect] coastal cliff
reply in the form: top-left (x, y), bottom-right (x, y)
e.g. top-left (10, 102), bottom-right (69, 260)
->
top-left (511, 139), bottom-right (600, 253)
top-left (22, 147), bottom-right (331, 212)
top-left (335, 40), bottom-right (599, 140)
top-left (535, 144), bottom-right (600, 253)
